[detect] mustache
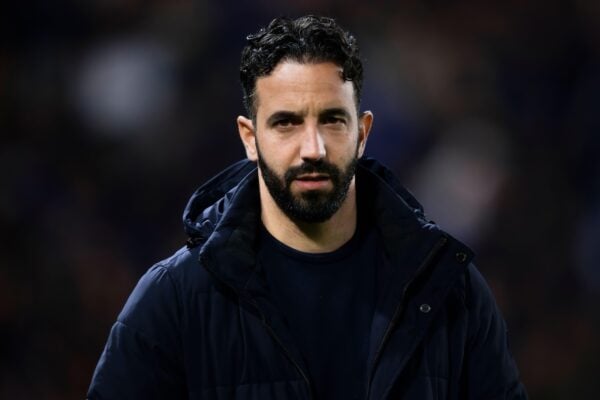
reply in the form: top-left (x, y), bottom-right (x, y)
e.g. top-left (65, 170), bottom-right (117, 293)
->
top-left (284, 160), bottom-right (340, 183)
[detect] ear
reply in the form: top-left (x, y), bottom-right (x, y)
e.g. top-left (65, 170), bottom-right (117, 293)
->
top-left (357, 111), bottom-right (373, 158)
top-left (237, 116), bottom-right (258, 161)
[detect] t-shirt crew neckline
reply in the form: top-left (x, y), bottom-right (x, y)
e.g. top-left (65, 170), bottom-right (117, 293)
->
top-left (258, 224), bottom-right (361, 264)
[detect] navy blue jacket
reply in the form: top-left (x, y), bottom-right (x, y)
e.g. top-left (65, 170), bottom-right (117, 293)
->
top-left (88, 158), bottom-right (527, 399)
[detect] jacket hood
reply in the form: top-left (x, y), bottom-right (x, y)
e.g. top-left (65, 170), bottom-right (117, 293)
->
top-left (182, 157), bottom-right (429, 245)
top-left (183, 159), bottom-right (258, 246)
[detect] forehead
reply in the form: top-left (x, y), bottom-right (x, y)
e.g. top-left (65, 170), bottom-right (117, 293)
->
top-left (254, 61), bottom-right (355, 116)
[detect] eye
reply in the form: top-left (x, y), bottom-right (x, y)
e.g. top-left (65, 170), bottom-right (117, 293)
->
top-left (322, 115), bottom-right (346, 125)
top-left (270, 115), bottom-right (303, 130)
top-left (274, 118), bottom-right (294, 127)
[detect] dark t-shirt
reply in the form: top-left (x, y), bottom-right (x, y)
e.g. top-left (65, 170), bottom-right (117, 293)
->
top-left (257, 223), bottom-right (380, 400)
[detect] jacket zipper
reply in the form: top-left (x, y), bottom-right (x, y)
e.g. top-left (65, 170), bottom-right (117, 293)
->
top-left (201, 255), bottom-right (314, 399)
top-left (365, 235), bottom-right (448, 400)
top-left (257, 309), bottom-right (315, 400)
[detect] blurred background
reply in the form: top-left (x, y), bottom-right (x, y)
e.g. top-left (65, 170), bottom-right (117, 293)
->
top-left (1, 0), bottom-right (599, 398)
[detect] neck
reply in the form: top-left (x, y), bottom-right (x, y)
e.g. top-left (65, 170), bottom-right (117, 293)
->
top-left (259, 178), bottom-right (357, 253)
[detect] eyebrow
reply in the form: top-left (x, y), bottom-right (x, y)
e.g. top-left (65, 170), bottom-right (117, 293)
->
top-left (266, 107), bottom-right (352, 126)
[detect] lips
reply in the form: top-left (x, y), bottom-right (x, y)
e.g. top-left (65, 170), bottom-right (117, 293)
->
top-left (295, 173), bottom-right (329, 181)
top-left (293, 174), bottom-right (331, 190)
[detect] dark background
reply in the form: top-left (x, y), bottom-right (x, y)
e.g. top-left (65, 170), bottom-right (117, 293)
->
top-left (2, 1), bottom-right (599, 398)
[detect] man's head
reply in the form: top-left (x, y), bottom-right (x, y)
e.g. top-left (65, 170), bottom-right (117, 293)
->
top-left (237, 16), bottom-right (373, 224)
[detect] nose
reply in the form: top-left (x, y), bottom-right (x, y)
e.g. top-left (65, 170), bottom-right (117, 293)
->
top-left (299, 124), bottom-right (326, 162)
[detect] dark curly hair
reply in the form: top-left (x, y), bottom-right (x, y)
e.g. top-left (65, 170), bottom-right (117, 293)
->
top-left (240, 15), bottom-right (363, 119)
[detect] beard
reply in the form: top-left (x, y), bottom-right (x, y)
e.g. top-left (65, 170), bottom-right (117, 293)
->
top-left (256, 144), bottom-right (359, 223)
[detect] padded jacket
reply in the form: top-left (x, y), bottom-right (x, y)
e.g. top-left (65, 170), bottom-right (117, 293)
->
top-left (87, 157), bottom-right (527, 399)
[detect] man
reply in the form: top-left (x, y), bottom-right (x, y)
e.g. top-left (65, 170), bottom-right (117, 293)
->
top-left (88, 15), bottom-right (527, 400)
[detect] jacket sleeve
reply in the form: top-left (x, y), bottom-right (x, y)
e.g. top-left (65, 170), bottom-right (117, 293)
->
top-left (464, 264), bottom-right (528, 400)
top-left (87, 265), bottom-right (186, 399)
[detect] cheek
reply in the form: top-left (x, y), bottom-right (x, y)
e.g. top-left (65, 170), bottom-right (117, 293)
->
top-left (331, 137), bottom-right (360, 161)
top-left (259, 136), bottom-right (300, 165)
top-left (257, 144), bottom-right (291, 177)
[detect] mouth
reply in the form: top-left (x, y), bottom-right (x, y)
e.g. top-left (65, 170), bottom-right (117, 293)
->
top-left (293, 174), bottom-right (331, 190)
top-left (295, 173), bottom-right (330, 181)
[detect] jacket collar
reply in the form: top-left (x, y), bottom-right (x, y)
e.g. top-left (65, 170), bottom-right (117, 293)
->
top-left (185, 157), bottom-right (473, 297)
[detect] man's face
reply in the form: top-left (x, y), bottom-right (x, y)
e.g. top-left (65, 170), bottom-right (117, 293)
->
top-left (238, 61), bottom-right (372, 223)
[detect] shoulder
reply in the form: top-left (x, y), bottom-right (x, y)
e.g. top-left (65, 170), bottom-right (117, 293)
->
top-left (116, 244), bottom-right (216, 338)
top-left (151, 245), bottom-right (214, 293)
top-left (462, 263), bottom-right (500, 317)
top-left (446, 262), bottom-right (501, 326)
